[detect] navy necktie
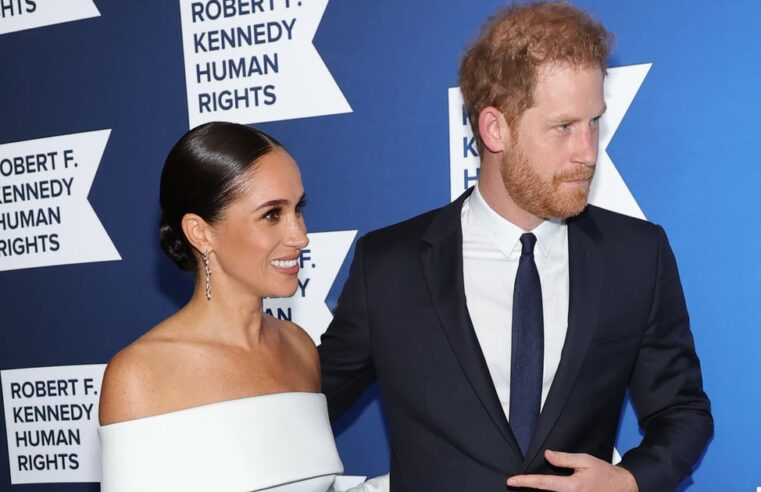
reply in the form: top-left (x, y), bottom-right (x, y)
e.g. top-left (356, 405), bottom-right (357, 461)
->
top-left (509, 233), bottom-right (544, 457)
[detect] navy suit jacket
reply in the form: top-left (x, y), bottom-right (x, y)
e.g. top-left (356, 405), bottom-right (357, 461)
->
top-left (319, 190), bottom-right (712, 491)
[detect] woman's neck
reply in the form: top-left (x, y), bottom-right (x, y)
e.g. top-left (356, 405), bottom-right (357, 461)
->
top-left (180, 279), bottom-right (268, 349)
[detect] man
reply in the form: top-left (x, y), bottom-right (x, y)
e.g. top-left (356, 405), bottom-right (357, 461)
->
top-left (319, 3), bottom-right (712, 491)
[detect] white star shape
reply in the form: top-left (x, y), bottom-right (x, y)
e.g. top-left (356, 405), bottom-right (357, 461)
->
top-left (589, 63), bottom-right (653, 220)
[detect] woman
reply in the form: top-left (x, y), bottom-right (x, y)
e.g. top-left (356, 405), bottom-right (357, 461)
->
top-left (98, 122), bottom-right (345, 491)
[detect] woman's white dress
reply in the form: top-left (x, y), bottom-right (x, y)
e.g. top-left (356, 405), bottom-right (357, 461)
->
top-left (99, 392), bottom-right (344, 492)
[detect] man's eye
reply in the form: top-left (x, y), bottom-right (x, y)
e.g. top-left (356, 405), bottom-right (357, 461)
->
top-left (556, 123), bottom-right (570, 132)
top-left (591, 116), bottom-right (602, 126)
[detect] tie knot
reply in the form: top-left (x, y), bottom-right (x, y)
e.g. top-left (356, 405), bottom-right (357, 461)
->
top-left (519, 233), bottom-right (537, 257)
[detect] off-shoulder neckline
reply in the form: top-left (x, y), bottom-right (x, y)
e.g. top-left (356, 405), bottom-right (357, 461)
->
top-left (99, 391), bottom-right (325, 428)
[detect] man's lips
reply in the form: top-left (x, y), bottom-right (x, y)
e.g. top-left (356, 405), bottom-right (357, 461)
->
top-left (557, 171), bottom-right (595, 184)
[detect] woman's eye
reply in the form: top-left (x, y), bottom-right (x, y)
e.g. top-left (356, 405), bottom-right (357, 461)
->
top-left (263, 208), bottom-right (281, 221)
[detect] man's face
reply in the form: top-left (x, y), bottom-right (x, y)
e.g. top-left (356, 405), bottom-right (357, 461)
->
top-left (500, 62), bottom-right (605, 220)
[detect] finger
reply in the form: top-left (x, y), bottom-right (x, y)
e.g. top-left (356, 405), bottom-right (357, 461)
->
top-left (507, 473), bottom-right (568, 491)
top-left (544, 449), bottom-right (594, 469)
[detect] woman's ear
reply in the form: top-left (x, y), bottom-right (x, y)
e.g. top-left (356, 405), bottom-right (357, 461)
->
top-left (181, 213), bottom-right (215, 256)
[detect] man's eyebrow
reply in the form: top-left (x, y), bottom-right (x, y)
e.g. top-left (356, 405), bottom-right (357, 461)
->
top-left (549, 105), bottom-right (608, 122)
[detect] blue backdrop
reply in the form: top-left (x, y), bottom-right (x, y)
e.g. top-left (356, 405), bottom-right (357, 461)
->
top-left (1, 1), bottom-right (759, 490)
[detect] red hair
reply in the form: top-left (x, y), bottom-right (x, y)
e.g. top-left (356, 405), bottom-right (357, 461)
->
top-left (459, 1), bottom-right (612, 154)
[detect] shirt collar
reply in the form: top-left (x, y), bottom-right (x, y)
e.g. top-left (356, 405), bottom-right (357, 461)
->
top-left (469, 184), bottom-right (566, 259)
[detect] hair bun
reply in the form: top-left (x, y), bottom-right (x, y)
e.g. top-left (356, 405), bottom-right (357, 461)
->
top-left (159, 218), bottom-right (195, 271)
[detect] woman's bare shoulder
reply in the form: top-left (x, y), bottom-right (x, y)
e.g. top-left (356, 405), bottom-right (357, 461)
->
top-left (98, 319), bottom-right (184, 425)
top-left (272, 317), bottom-right (317, 353)
top-left (269, 317), bottom-right (320, 384)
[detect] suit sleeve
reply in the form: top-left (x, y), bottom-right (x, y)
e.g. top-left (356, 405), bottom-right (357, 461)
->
top-left (619, 225), bottom-right (713, 491)
top-left (318, 235), bottom-right (377, 421)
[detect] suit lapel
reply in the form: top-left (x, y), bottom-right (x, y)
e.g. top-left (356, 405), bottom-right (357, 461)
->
top-left (524, 209), bottom-right (605, 468)
top-left (420, 190), bottom-right (520, 453)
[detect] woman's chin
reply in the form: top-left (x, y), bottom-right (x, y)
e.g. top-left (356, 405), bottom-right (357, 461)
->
top-left (263, 283), bottom-right (300, 300)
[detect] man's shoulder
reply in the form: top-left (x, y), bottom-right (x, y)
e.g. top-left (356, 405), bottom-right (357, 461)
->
top-left (579, 204), bottom-right (661, 236)
top-left (362, 200), bottom-right (458, 249)
top-left (577, 205), bottom-right (669, 259)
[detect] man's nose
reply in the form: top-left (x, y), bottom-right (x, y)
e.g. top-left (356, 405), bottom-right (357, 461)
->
top-left (574, 126), bottom-right (598, 167)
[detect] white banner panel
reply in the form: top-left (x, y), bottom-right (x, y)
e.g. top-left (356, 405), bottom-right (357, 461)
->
top-left (1, 364), bottom-right (106, 484)
top-left (448, 64), bottom-right (653, 220)
top-left (179, 0), bottom-right (352, 128)
top-left (264, 229), bottom-right (356, 344)
top-left (0, 129), bottom-right (121, 271)
top-left (447, 88), bottom-right (480, 203)
top-left (0, 0), bottom-right (99, 35)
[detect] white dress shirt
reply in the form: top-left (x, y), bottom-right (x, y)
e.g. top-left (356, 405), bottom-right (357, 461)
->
top-left (461, 184), bottom-right (569, 420)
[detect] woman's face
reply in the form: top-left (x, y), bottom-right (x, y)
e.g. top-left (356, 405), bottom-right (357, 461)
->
top-left (210, 148), bottom-right (308, 299)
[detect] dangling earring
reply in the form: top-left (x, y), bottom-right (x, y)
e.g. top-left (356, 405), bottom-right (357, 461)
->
top-left (203, 250), bottom-right (212, 301)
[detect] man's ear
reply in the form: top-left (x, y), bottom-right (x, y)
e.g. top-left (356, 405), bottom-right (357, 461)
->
top-left (181, 213), bottom-right (215, 256)
top-left (478, 106), bottom-right (511, 154)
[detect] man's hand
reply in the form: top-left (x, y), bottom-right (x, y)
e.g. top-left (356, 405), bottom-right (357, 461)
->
top-left (506, 450), bottom-right (638, 491)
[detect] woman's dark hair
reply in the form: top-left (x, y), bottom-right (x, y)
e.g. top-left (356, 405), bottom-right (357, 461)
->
top-left (159, 122), bottom-right (282, 271)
